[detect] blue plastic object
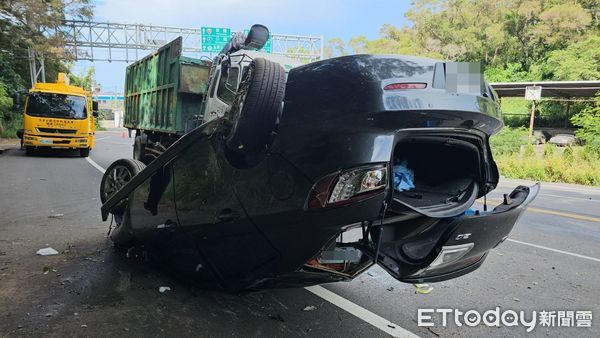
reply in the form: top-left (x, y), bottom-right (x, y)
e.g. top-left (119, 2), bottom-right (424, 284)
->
top-left (393, 161), bottom-right (415, 192)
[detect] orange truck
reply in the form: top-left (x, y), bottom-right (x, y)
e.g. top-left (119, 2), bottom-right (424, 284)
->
top-left (15, 73), bottom-right (99, 157)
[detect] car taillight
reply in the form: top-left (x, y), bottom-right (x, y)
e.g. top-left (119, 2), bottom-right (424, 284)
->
top-left (383, 83), bottom-right (427, 90)
top-left (307, 164), bottom-right (387, 209)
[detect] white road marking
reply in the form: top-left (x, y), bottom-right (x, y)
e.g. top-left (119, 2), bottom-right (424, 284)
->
top-left (85, 156), bottom-right (106, 174)
top-left (85, 155), bottom-right (418, 337)
top-left (305, 286), bottom-right (419, 338)
top-left (507, 239), bottom-right (600, 263)
top-left (94, 136), bottom-right (110, 141)
top-left (537, 193), bottom-right (600, 203)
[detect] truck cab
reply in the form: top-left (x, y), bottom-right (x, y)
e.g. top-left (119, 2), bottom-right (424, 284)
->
top-left (18, 73), bottom-right (99, 157)
top-left (202, 50), bottom-right (302, 124)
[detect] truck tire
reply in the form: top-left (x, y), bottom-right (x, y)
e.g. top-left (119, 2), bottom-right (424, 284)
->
top-left (226, 58), bottom-right (286, 154)
top-left (133, 133), bottom-right (150, 164)
top-left (25, 146), bottom-right (35, 156)
top-left (79, 148), bottom-right (90, 157)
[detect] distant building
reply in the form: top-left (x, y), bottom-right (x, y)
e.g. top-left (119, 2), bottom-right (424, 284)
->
top-left (95, 93), bottom-right (124, 119)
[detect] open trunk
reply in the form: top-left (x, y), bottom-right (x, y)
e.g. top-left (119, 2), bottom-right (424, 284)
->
top-left (390, 134), bottom-right (484, 218)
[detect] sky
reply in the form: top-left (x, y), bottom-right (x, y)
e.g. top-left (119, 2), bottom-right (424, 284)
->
top-left (73, 0), bottom-right (411, 93)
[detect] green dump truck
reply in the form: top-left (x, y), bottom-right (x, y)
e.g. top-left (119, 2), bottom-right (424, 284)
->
top-left (123, 25), bottom-right (302, 163)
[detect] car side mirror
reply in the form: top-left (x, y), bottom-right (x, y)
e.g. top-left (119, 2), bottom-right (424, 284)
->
top-left (244, 24), bottom-right (269, 50)
top-left (12, 92), bottom-right (20, 112)
top-left (92, 111), bottom-right (99, 118)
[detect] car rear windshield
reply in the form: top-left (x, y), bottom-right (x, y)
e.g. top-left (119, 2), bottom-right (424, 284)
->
top-left (26, 93), bottom-right (87, 119)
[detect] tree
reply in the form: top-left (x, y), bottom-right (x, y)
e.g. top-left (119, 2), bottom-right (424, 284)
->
top-left (327, 38), bottom-right (347, 57)
top-left (0, 0), bottom-right (93, 59)
top-left (68, 66), bottom-right (95, 91)
top-left (545, 35), bottom-right (600, 80)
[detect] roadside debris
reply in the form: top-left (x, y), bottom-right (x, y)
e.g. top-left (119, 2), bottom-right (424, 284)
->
top-left (414, 283), bottom-right (434, 294)
top-left (42, 266), bottom-right (57, 274)
top-left (427, 327), bottom-right (440, 336)
top-left (158, 286), bottom-right (171, 293)
top-left (48, 214), bottom-right (64, 219)
top-left (303, 305), bottom-right (317, 311)
top-left (513, 297), bottom-right (521, 302)
top-left (36, 247), bottom-right (59, 256)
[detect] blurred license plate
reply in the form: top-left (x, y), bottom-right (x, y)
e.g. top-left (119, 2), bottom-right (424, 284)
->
top-left (40, 139), bottom-right (52, 144)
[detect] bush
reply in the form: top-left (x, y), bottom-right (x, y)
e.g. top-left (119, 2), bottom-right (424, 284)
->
top-left (0, 82), bottom-right (21, 138)
top-left (495, 146), bottom-right (600, 186)
top-left (571, 93), bottom-right (600, 155)
top-left (543, 143), bottom-right (555, 157)
top-left (489, 126), bottom-right (528, 156)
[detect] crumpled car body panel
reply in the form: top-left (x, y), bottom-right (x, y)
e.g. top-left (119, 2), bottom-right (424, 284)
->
top-left (101, 55), bottom-right (537, 290)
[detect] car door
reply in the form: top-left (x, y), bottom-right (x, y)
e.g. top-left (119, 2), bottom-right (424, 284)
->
top-left (171, 134), bottom-right (279, 290)
top-left (202, 65), bottom-right (240, 122)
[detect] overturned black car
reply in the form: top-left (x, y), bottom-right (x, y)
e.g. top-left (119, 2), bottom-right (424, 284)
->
top-left (100, 52), bottom-right (538, 291)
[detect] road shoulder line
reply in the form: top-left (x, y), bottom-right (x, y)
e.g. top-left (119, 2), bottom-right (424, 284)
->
top-left (85, 156), bottom-right (106, 174)
top-left (507, 238), bottom-right (600, 263)
top-left (305, 285), bottom-right (419, 338)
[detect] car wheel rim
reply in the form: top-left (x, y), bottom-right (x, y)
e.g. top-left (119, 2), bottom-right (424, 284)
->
top-left (103, 165), bottom-right (133, 201)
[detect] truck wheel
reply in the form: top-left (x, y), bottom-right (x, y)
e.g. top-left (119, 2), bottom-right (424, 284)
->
top-left (100, 159), bottom-right (146, 214)
top-left (226, 58), bottom-right (286, 154)
top-left (25, 146), bottom-right (35, 156)
top-left (79, 148), bottom-right (90, 157)
top-left (133, 133), bottom-right (150, 164)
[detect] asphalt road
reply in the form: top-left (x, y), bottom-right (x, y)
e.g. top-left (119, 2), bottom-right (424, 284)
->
top-left (1, 129), bottom-right (599, 337)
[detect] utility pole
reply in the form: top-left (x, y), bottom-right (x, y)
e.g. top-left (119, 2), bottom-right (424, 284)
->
top-left (525, 85), bottom-right (542, 141)
top-left (528, 99), bottom-right (536, 140)
top-left (28, 48), bottom-right (46, 87)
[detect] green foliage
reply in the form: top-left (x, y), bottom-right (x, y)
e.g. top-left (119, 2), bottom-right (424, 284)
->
top-left (489, 126), bottom-right (528, 156)
top-left (562, 146), bottom-right (574, 161)
top-left (546, 36), bottom-right (600, 80)
top-left (495, 146), bottom-right (600, 186)
top-left (0, 0), bottom-right (93, 59)
top-left (0, 82), bottom-right (22, 138)
top-left (544, 143), bottom-right (555, 157)
top-left (523, 144), bottom-right (536, 158)
top-left (484, 63), bottom-right (529, 82)
top-left (571, 94), bottom-right (600, 154)
top-left (68, 67), bottom-right (95, 91)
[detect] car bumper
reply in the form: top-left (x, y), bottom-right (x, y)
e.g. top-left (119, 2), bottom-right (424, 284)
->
top-left (374, 183), bottom-right (540, 283)
top-left (23, 134), bottom-right (90, 148)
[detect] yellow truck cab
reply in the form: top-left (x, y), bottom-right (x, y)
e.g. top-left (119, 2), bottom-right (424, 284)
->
top-left (20, 73), bottom-right (98, 157)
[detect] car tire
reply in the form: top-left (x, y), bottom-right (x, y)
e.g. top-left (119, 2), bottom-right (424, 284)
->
top-left (100, 158), bottom-right (146, 212)
top-left (79, 148), bottom-right (90, 157)
top-left (226, 57), bottom-right (286, 154)
top-left (100, 159), bottom-right (146, 249)
top-left (109, 208), bottom-right (136, 249)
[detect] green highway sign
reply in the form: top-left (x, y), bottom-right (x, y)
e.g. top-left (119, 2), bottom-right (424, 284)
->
top-left (201, 27), bottom-right (231, 52)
